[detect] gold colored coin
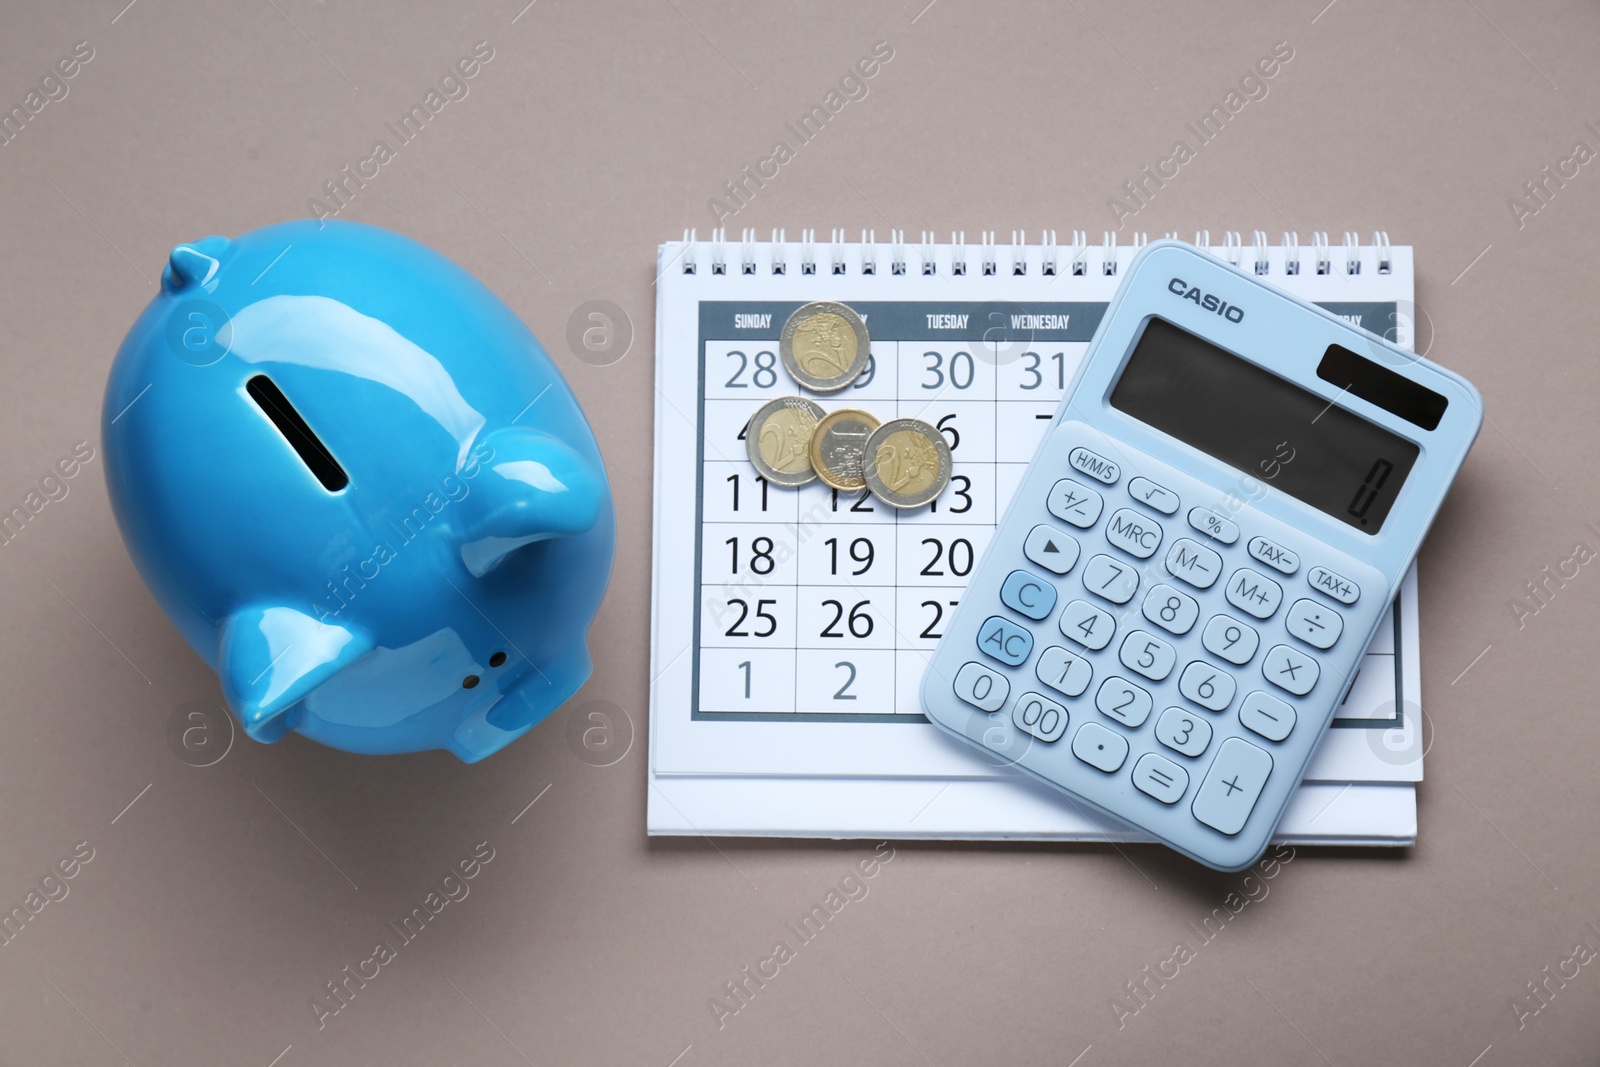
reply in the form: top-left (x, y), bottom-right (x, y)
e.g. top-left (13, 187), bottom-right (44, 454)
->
top-left (746, 396), bottom-right (825, 487)
top-left (779, 302), bottom-right (871, 392)
top-left (863, 419), bottom-right (953, 508)
top-left (808, 408), bottom-right (881, 491)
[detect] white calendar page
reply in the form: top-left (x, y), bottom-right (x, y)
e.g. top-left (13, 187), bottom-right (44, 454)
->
top-left (651, 235), bottom-right (1423, 812)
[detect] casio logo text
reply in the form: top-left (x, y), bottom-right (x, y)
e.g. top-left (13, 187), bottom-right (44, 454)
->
top-left (1168, 278), bottom-right (1244, 322)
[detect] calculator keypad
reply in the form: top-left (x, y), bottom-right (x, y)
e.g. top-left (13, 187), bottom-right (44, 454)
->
top-left (1188, 507), bottom-right (1239, 544)
top-left (1177, 661), bottom-right (1236, 712)
top-left (953, 662), bottom-right (1008, 712)
top-left (1248, 535), bottom-right (1299, 575)
top-left (1308, 565), bottom-right (1360, 604)
top-left (1012, 691), bottom-right (1069, 743)
top-left (1239, 691), bottom-right (1295, 742)
top-left (927, 424), bottom-right (1386, 870)
top-left (1128, 477), bottom-right (1180, 515)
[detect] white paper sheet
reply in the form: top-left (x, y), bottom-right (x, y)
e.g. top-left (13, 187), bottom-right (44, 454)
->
top-left (650, 233), bottom-right (1422, 842)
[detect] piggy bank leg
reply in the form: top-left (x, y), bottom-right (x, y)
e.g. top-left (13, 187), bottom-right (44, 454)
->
top-left (219, 605), bottom-right (373, 743)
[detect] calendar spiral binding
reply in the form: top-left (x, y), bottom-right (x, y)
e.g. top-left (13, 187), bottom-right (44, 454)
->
top-left (675, 228), bottom-right (1393, 280)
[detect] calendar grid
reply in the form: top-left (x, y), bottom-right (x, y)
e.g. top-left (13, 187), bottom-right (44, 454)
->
top-left (686, 297), bottom-right (1411, 728)
top-left (691, 304), bottom-right (1097, 723)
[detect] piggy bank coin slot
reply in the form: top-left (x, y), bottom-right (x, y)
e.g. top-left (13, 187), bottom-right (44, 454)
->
top-left (245, 374), bottom-right (349, 491)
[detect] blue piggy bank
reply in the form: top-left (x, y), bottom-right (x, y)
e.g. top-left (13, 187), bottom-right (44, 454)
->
top-left (103, 220), bottom-right (615, 762)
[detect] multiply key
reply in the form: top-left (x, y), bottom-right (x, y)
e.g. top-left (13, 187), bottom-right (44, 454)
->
top-left (1262, 644), bottom-right (1318, 696)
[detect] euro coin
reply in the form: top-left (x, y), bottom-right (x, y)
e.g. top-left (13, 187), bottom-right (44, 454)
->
top-left (746, 396), bottom-right (826, 487)
top-left (809, 408), bottom-right (881, 491)
top-left (863, 418), bottom-right (952, 508)
top-left (779, 301), bottom-right (871, 392)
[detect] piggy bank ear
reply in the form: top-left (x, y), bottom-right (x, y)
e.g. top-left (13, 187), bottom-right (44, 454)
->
top-left (218, 606), bottom-right (373, 742)
top-left (161, 235), bottom-right (231, 292)
top-left (456, 426), bottom-right (604, 577)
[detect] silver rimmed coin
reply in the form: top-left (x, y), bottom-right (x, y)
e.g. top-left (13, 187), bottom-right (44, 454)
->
top-left (779, 301), bottom-right (871, 392)
top-left (863, 418), bottom-right (952, 508)
top-left (746, 396), bottom-right (826, 487)
top-left (809, 408), bottom-right (881, 491)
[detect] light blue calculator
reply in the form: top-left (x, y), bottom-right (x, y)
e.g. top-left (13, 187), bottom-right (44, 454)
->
top-left (920, 240), bottom-right (1483, 871)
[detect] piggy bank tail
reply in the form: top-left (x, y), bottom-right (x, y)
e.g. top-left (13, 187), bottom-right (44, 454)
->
top-left (455, 426), bottom-right (605, 577)
top-left (218, 606), bottom-right (374, 742)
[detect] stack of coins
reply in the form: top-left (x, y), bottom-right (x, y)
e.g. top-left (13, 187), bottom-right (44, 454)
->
top-left (744, 302), bottom-right (952, 509)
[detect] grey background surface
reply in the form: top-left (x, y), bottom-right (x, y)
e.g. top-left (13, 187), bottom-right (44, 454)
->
top-left (1, 0), bottom-right (1597, 1063)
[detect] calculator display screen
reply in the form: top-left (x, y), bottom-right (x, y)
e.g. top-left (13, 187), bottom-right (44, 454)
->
top-left (1109, 318), bottom-right (1419, 533)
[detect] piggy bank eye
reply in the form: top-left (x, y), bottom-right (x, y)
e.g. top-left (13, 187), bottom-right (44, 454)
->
top-left (246, 375), bottom-right (349, 491)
